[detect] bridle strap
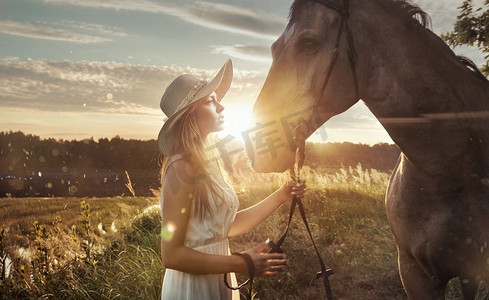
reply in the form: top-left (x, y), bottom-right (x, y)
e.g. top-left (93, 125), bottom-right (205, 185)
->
top-left (268, 3), bottom-right (358, 299)
top-left (309, 0), bottom-right (359, 109)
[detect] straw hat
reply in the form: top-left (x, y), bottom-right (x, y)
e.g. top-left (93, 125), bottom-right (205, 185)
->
top-left (158, 59), bottom-right (233, 155)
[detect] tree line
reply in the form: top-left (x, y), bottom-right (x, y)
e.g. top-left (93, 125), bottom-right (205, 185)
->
top-left (0, 131), bottom-right (400, 197)
top-left (0, 131), bottom-right (161, 198)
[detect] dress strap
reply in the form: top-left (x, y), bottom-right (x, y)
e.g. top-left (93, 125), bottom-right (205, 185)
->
top-left (162, 154), bottom-right (187, 186)
top-left (163, 154), bottom-right (185, 175)
top-left (160, 154), bottom-right (186, 217)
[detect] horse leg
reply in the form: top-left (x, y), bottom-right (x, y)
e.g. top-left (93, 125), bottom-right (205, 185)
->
top-left (398, 248), bottom-right (445, 300)
top-left (460, 267), bottom-right (489, 300)
top-left (460, 275), bottom-right (479, 300)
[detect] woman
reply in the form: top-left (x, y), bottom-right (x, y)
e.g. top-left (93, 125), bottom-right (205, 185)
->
top-left (157, 59), bottom-right (306, 300)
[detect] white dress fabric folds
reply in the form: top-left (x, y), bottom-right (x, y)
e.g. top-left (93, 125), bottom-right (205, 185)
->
top-left (160, 154), bottom-right (240, 300)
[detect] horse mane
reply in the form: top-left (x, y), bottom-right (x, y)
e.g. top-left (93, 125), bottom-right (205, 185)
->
top-left (458, 56), bottom-right (489, 83)
top-left (373, 0), bottom-right (431, 29)
top-left (289, 0), bottom-right (431, 29)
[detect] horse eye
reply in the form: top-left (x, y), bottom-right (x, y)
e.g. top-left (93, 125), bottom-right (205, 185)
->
top-left (297, 38), bottom-right (319, 54)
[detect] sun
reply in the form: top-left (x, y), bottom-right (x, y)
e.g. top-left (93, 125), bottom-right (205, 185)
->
top-left (221, 104), bottom-right (254, 142)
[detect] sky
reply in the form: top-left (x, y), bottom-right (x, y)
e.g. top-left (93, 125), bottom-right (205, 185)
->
top-left (0, 0), bottom-right (486, 145)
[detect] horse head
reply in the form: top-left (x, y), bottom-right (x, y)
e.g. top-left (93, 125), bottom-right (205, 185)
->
top-left (249, 0), bottom-right (364, 172)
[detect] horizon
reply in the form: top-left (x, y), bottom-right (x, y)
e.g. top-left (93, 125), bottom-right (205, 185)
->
top-left (0, 130), bottom-right (396, 146)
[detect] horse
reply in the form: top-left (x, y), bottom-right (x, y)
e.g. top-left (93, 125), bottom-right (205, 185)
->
top-left (245, 0), bottom-right (489, 299)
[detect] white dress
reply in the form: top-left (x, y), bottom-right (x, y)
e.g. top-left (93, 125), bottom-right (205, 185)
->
top-left (161, 154), bottom-right (240, 300)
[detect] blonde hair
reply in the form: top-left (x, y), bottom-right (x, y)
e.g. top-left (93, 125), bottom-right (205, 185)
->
top-left (161, 99), bottom-right (230, 220)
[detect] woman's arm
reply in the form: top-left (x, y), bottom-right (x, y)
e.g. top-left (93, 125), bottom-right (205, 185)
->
top-left (227, 179), bottom-right (306, 237)
top-left (161, 159), bottom-right (285, 276)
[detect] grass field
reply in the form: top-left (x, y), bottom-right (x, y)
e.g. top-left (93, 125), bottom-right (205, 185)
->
top-left (0, 165), bottom-right (487, 299)
top-left (0, 197), bottom-right (156, 252)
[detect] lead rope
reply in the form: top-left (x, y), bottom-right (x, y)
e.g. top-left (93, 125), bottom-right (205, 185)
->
top-left (268, 123), bottom-right (334, 300)
top-left (223, 252), bottom-right (254, 300)
top-left (224, 123), bottom-right (334, 300)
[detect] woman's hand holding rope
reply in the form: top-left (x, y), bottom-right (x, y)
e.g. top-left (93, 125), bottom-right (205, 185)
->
top-left (279, 178), bottom-right (306, 203)
top-left (237, 178), bottom-right (306, 277)
top-left (241, 241), bottom-right (287, 277)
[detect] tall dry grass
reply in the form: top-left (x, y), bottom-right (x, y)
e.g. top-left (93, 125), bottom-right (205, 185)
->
top-left (1, 165), bottom-right (487, 299)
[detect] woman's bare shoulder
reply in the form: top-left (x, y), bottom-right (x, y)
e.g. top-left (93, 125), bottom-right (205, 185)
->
top-left (164, 156), bottom-right (197, 188)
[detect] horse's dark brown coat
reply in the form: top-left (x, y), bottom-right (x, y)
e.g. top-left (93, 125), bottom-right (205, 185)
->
top-left (250, 1), bottom-right (489, 299)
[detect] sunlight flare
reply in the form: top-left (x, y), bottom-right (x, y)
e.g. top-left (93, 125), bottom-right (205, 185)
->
top-left (161, 221), bottom-right (176, 241)
top-left (222, 105), bottom-right (253, 141)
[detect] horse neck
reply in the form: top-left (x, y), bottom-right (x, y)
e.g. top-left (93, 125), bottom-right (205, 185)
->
top-left (357, 4), bottom-right (489, 177)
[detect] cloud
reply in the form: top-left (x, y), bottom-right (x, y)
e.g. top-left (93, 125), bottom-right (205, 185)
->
top-left (183, 2), bottom-right (285, 39)
top-left (324, 102), bottom-right (380, 130)
top-left (4, 58), bottom-right (380, 141)
top-left (49, 20), bottom-right (128, 37)
top-left (211, 44), bottom-right (272, 62)
top-left (413, 0), bottom-right (460, 33)
top-left (41, 0), bottom-right (285, 40)
top-left (0, 20), bottom-right (112, 44)
top-left (413, 0), bottom-right (487, 67)
top-left (0, 58), bottom-right (268, 115)
top-left (0, 59), bottom-right (387, 143)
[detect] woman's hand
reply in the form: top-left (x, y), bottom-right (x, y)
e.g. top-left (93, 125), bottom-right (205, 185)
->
top-left (240, 241), bottom-right (287, 277)
top-left (279, 178), bottom-right (306, 203)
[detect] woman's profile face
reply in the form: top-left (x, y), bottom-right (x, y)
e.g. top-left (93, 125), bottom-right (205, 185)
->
top-left (195, 91), bottom-right (225, 136)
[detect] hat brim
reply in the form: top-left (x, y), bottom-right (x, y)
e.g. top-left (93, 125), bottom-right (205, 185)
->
top-left (158, 59), bottom-right (233, 155)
